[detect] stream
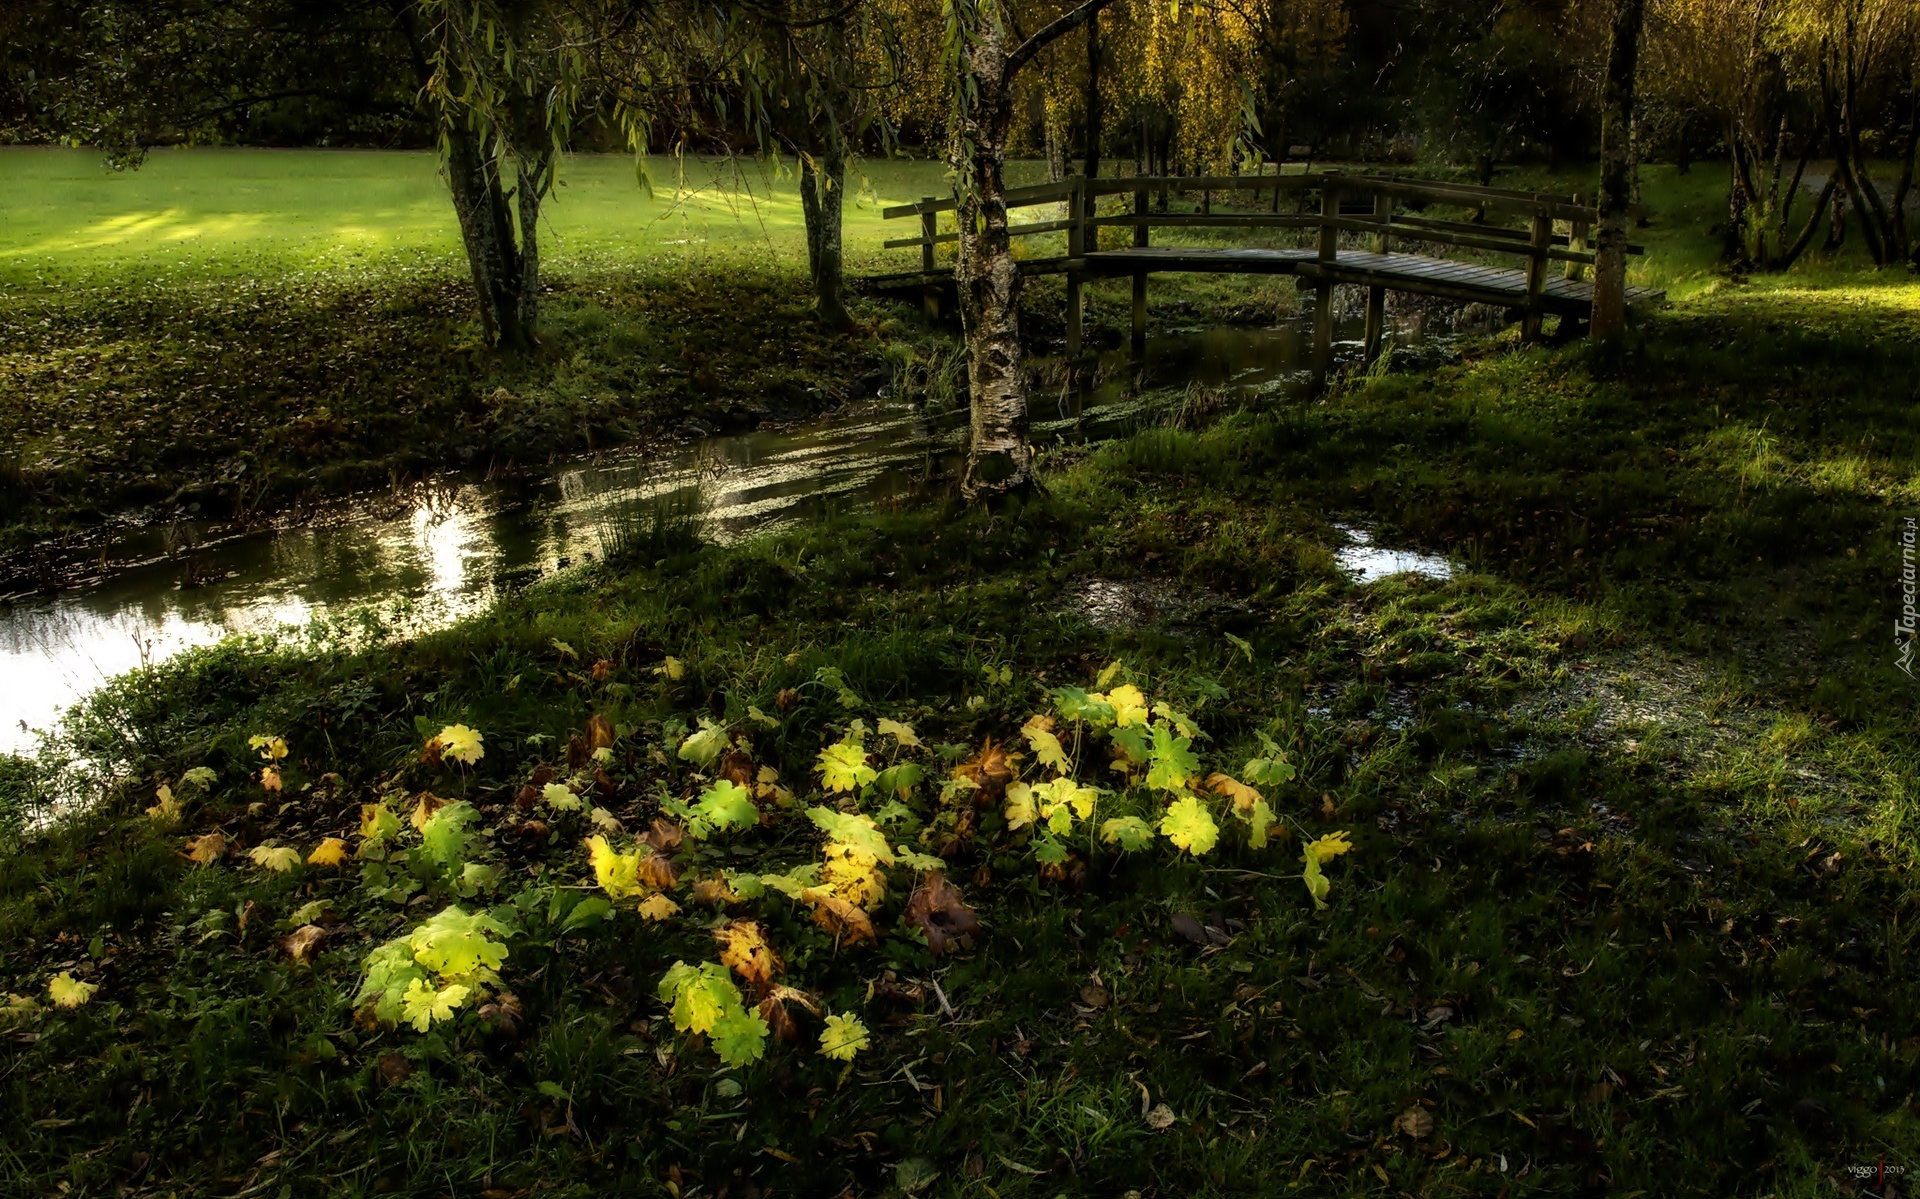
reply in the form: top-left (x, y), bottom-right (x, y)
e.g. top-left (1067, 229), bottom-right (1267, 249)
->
top-left (0, 310), bottom-right (1474, 756)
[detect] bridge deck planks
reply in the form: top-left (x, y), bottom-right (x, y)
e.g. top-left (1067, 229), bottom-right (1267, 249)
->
top-left (862, 246), bottom-right (1663, 319)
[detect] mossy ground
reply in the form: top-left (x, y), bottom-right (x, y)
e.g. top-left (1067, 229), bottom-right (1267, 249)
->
top-left (3, 240), bottom-right (1918, 1196)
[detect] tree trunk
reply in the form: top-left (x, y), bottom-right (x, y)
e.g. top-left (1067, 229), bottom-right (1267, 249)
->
top-left (952, 22), bottom-right (1031, 499)
top-left (1777, 175), bottom-right (1839, 270)
top-left (513, 147), bottom-right (548, 342)
top-left (950, 0), bottom-right (1112, 500)
top-left (799, 145), bottom-right (848, 327)
top-left (1591, 0), bottom-right (1646, 340)
top-left (445, 121), bottom-right (530, 350)
top-left (1082, 11), bottom-right (1100, 182)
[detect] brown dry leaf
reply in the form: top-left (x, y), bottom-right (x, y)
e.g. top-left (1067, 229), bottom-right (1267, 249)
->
top-left (1169, 912), bottom-right (1210, 946)
top-left (592, 768), bottom-right (616, 799)
top-left (185, 832), bottom-right (226, 866)
top-left (809, 894), bottom-right (877, 945)
top-left (717, 921), bottom-right (783, 989)
top-left (587, 713), bottom-right (616, 753)
top-left (1394, 1106), bottom-right (1435, 1140)
top-left (1144, 1103), bottom-right (1176, 1131)
top-left (419, 737), bottom-right (444, 767)
top-left (260, 766), bottom-right (283, 793)
top-left (903, 871), bottom-right (981, 957)
top-left (1205, 772), bottom-right (1263, 813)
top-left (237, 899), bottom-right (257, 938)
top-left (775, 687), bottom-right (800, 712)
top-left (477, 990), bottom-right (524, 1039)
top-left (718, 750), bottom-right (755, 788)
top-left (757, 995), bottom-right (800, 1043)
top-left (637, 852), bottom-right (682, 892)
top-left (691, 876), bottom-right (742, 908)
top-left (591, 658), bottom-right (614, 682)
top-left (282, 925), bottom-right (326, 965)
top-left (955, 739), bottom-right (1014, 804)
top-left (377, 1051), bottom-right (412, 1086)
top-left (641, 819), bottom-right (685, 852)
top-left (410, 793), bottom-right (449, 831)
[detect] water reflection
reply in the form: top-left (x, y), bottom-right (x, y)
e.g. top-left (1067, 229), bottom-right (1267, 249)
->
top-left (0, 312), bottom-right (1462, 754)
top-left (1334, 524), bottom-right (1455, 583)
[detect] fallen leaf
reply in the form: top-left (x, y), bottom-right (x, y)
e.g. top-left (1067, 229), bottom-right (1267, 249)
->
top-left (718, 749), bottom-right (755, 788)
top-left (377, 1051), bottom-right (412, 1086)
top-left (641, 818), bottom-right (685, 852)
top-left (476, 990), bottom-right (524, 1039)
top-left (410, 793), bottom-right (449, 831)
top-left (185, 832), bottom-right (226, 865)
top-left (1169, 912), bottom-right (1209, 946)
top-left (306, 837), bottom-right (350, 867)
top-left (903, 871), bottom-right (981, 956)
top-left (1144, 1103), bottom-right (1176, 1131)
top-left (717, 921), bottom-right (783, 989)
top-left (48, 972), bottom-right (98, 1008)
top-left (808, 894), bottom-right (876, 945)
top-left (249, 845), bottom-right (302, 873)
top-left (1205, 772), bottom-right (1262, 812)
top-left (282, 925), bottom-right (326, 964)
top-left (758, 994), bottom-right (800, 1043)
top-left (591, 658), bottom-right (614, 682)
top-left (955, 739), bottom-right (1013, 804)
top-left (587, 713), bottom-right (616, 753)
top-left (636, 894), bottom-right (681, 922)
top-left (1394, 1105), bottom-right (1434, 1139)
top-left (637, 852), bottom-right (682, 892)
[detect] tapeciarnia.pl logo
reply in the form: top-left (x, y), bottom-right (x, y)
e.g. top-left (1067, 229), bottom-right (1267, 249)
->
top-left (1900, 516), bottom-right (1917, 678)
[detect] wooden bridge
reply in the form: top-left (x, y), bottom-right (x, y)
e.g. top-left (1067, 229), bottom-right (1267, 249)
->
top-left (868, 171), bottom-right (1663, 371)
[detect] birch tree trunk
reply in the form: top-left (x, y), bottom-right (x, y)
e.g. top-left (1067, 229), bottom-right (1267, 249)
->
top-left (1591, 0), bottom-right (1647, 340)
top-left (952, 18), bottom-right (1032, 498)
top-left (948, 0), bottom-right (1114, 501)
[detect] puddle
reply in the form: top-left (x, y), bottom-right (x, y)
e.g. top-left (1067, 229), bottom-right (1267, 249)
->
top-left (1, 312), bottom-right (1483, 756)
top-left (1334, 524), bottom-right (1454, 583)
top-left (1069, 577), bottom-right (1217, 632)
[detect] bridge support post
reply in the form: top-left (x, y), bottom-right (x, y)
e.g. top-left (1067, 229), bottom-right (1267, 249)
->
top-left (1132, 184), bottom-right (1150, 351)
top-left (1523, 207), bottom-right (1551, 342)
top-left (1312, 179), bottom-right (1340, 383)
top-left (921, 203), bottom-right (940, 321)
top-left (1364, 188), bottom-right (1391, 363)
top-left (1566, 196), bottom-right (1590, 282)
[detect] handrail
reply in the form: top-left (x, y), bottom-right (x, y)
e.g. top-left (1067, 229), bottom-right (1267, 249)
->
top-left (881, 170), bottom-right (1596, 222)
top-left (881, 171), bottom-right (1648, 358)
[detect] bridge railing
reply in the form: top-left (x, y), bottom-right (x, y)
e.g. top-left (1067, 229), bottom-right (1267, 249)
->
top-left (880, 171), bottom-right (1645, 356)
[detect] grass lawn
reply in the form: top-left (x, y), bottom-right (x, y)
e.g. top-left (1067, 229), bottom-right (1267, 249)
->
top-left (0, 149), bottom-right (1788, 577)
top-left (2, 207), bottom-right (1918, 1198)
top-left (0, 148), bottom-right (993, 575)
